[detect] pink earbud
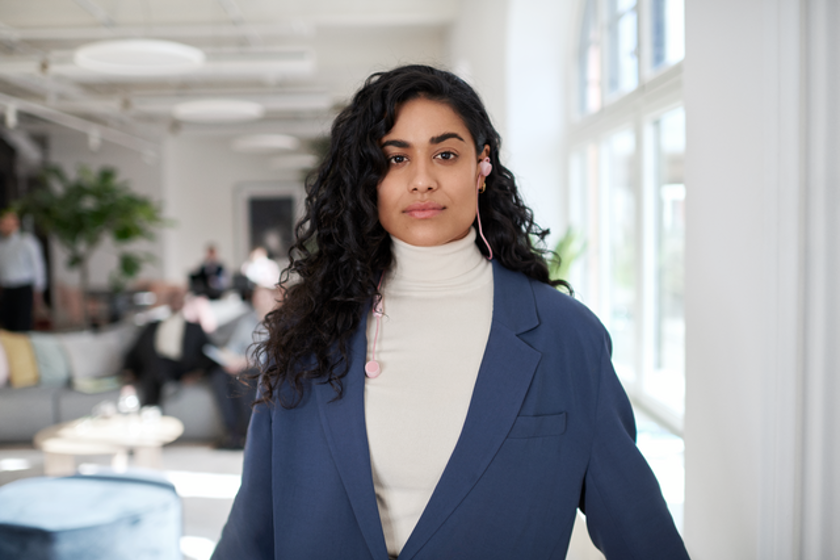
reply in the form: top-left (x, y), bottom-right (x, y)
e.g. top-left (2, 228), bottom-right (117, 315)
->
top-left (476, 157), bottom-right (493, 260)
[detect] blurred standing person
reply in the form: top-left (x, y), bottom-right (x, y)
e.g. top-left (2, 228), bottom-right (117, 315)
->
top-left (0, 209), bottom-right (46, 331)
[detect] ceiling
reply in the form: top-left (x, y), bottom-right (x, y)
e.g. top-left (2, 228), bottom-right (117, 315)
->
top-left (0, 0), bottom-right (462, 160)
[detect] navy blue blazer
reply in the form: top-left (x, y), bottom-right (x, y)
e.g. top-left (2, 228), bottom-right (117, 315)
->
top-left (212, 262), bottom-right (689, 559)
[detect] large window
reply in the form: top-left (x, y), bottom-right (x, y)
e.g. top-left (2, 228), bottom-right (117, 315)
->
top-left (568, 0), bottom-right (685, 431)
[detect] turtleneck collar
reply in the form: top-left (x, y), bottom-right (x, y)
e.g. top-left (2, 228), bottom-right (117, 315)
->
top-left (387, 227), bottom-right (489, 287)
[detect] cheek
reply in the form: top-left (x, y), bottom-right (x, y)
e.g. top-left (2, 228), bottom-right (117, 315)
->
top-left (455, 174), bottom-right (478, 211)
top-left (375, 181), bottom-right (396, 225)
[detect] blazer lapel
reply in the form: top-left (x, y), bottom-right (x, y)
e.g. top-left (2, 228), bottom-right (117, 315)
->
top-left (314, 317), bottom-right (389, 560)
top-left (398, 263), bottom-right (543, 560)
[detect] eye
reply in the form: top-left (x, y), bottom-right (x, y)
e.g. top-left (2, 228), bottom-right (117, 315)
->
top-left (387, 154), bottom-right (407, 165)
top-left (435, 151), bottom-right (457, 161)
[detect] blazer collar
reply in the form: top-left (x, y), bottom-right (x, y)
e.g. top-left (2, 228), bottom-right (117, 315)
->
top-left (314, 321), bottom-right (388, 559)
top-left (315, 261), bottom-right (542, 560)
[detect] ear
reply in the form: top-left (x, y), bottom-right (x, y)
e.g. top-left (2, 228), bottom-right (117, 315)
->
top-left (479, 145), bottom-right (490, 161)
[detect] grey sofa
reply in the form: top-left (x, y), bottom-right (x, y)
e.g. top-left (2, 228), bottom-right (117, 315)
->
top-left (0, 298), bottom-right (250, 445)
top-left (0, 380), bottom-right (224, 443)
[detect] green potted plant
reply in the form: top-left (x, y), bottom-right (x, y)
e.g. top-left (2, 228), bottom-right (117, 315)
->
top-left (548, 226), bottom-right (587, 292)
top-left (16, 164), bottom-right (169, 327)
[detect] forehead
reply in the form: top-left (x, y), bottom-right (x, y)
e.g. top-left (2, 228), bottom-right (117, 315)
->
top-left (384, 97), bottom-right (473, 141)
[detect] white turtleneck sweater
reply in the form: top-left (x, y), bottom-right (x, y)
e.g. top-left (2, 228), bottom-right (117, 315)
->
top-left (364, 228), bottom-right (494, 557)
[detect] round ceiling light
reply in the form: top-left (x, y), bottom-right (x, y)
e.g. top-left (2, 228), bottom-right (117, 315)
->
top-left (231, 134), bottom-right (300, 154)
top-left (172, 99), bottom-right (266, 123)
top-left (74, 39), bottom-right (205, 76)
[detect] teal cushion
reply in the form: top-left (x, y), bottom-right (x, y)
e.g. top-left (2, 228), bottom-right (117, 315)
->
top-left (28, 333), bottom-right (71, 386)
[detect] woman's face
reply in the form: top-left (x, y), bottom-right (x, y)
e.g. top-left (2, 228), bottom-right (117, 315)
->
top-left (377, 97), bottom-right (490, 247)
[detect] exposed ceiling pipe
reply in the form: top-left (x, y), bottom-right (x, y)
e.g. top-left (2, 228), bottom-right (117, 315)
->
top-left (0, 72), bottom-right (90, 101)
top-left (0, 49), bottom-right (317, 84)
top-left (215, 0), bottom-right (261, 46)
top-left (1, 22), bottom-right (313, 42)
top-left (49, 90), bottom-right (333, 115)
top-left (72, 0), bottom-right (117, 29)
top-left (0, 128), bottom-right (44, 172)
top-left (0, 91), bottom-right (157, 156)
top-left (0, 21), bottom-right (45, 57)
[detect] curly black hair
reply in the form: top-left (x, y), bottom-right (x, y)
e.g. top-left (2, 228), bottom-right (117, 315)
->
top-left (255, 64), bottom-right (569, 408)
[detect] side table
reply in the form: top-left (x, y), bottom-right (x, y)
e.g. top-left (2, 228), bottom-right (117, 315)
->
top-left (33, 414), bottom-right (184, 476)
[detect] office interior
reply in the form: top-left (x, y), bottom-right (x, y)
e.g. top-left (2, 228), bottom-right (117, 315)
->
top-left (0, 1), bottom-right (838, 559)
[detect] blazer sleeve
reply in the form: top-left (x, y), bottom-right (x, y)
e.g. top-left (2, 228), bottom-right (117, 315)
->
top-left (581, 346), bottom-right (690, 560)
top-left (211, 400), bottom-right (274, 559)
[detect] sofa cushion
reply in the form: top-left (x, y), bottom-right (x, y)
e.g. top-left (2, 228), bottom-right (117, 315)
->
top-left (0, 330), bottom-right (39, 388)
top-left (59, 323), bottom-right (139, 393)
top-left (0, 338), bottom-right (8, 387)
top-left (29, 332), bottom-right (71, 386)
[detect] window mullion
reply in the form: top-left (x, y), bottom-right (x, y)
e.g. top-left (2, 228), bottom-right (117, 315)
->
top-left (640, 114), bottom-right (658, 402)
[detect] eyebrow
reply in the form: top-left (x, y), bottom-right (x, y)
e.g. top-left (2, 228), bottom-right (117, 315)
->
top-left (430, 132), bottom-right (466, 144)
top-left (380, 132), bottom-right (466, 149)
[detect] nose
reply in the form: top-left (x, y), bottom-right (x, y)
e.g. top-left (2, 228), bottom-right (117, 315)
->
top-left (409, 159), bottom-right (437, 192)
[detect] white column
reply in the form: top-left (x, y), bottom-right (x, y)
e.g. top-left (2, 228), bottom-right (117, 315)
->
top-left (683, 0), bottom-right (840, 558)
top-left (799, 0), bottom-right (840, 556)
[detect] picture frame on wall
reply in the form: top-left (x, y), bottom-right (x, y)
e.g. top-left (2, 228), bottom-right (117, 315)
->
top-left (233, 181), bottom-right (304, 269)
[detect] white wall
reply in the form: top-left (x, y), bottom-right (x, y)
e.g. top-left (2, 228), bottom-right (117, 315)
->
top-left (504, 0), bottom-right (572, 247)
top-left (682, 1), bottom-right (765, 552)
top-left (448, 0), bottom-right (570, 247)
top-left (448, 0), bottom-right (510, 143)
top-left (159, 135), bottom-right (304, 284)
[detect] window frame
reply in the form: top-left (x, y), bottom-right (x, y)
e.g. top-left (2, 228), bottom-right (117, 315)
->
top-left (567, 0), bottom-right (685, 434)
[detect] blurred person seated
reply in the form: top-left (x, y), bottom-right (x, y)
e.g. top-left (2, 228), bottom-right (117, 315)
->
top-left (207, 285), bottom-right (283, 449)
top-left (189, 243), bottom-right (227, 300)
top-left (124, 290), bottom-right (220, 406)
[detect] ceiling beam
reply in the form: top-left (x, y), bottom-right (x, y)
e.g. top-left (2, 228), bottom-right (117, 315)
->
top-left (1, 22), bottom-right (312, 43)
top-left (1, 12), bottom-right (453, 43)
top-left (0, 91), bottom-right (157, 155)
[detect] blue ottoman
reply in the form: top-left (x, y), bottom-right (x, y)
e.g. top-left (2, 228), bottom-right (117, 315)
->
top-left (0, 471), bottom-right (181, 560)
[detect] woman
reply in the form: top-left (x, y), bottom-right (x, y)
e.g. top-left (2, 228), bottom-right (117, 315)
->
top-left (212, 65), bottom-right (689, 560)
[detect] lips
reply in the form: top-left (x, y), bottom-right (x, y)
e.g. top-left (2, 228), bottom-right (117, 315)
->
top-left (403, 201), bottom-right (444, 219)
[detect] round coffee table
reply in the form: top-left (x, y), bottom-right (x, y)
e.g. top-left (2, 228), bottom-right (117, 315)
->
top-left (33, 414), bottom-right (184, 476)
